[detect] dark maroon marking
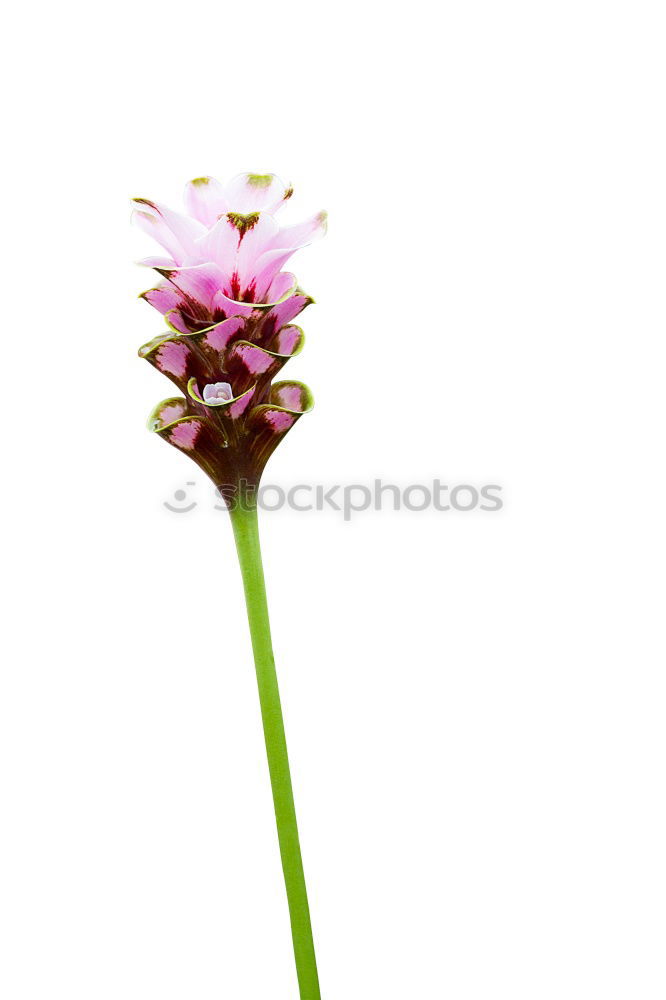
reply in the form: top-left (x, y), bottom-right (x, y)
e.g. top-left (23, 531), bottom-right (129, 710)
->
top-left (226, 212), bottom-right (260, 238)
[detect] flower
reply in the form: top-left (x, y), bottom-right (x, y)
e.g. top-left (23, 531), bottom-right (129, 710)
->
top-left (135, 173), bottom-right (324, 501)
top-left (203, 382), bottom-right (233, 404)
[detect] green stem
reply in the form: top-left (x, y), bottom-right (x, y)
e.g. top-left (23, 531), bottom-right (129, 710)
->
top-left (229, 499), bottom-right (321, 1000)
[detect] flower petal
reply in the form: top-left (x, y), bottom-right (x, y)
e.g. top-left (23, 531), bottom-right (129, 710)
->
top-left (224, 329), bottom-right (304, 397)
top-left (270, 323), bottom-right (305, 357)
top-left (183, 176), bottom-right (229, 227)
top-left (252, 249), bottom-right (298, 300)
top-left (140, 280), bottom-right (185, 316)
top-left (265, 271), bottom-right (298, 303)
top-left (137, 255), bottom-right (177, 269)
top-left (193, 214), bottom-right (242, 275)
top-left (228, 342), bottom-right (279, 377)
top-left (149, 402), bottom-right (231, 483)
top-left (147, 396), bottom-right (189, 431)
top-left (211, 276), bottom-right (296, 319)
top-left (158, 263), bottom-right (226, 311)
top-left (270, 211), bottom-right (328, 251)
top-left (199, 315), bottom-right (247, 353)
top-left (210, 290), bottom-right (257, 320)
top-left (139, 333), bottom-right (207, 393)
top-left (268, 380), bottom-right (314, 414)
top-left (256, 291), bottom-right (314, 343)
top-left (162, 315), bottom-right (248, 369)
top-left (132, 199), bottom-right (206, 263)
top-left (223, 173), bottom-right (292, 214)
top-left (164, 308), bottom-right (197, 334)
top-left (246, 380), bottom-right (314, 472)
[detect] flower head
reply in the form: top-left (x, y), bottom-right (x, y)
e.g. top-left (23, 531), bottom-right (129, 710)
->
top-left (135, 173), bottom-right (325, 502)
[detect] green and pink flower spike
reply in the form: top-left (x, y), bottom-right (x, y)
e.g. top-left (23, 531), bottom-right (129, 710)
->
top-left (133, 172), bottom-right (326, 1000)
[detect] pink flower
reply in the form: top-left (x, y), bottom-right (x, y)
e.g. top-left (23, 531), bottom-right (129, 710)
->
top-left (136, 174), bottom-right (324, 500)
top-left (203, 381), bottom-right (233, 404)
top-left (133, 172), bottom-right (326, 333)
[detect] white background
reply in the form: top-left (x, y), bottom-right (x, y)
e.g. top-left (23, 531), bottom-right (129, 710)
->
top-left (2, 1), bottom-right (665, 997)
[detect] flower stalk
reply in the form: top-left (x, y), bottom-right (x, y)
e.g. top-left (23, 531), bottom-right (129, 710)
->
top-left (230, 499), bottom-right (321, 1000)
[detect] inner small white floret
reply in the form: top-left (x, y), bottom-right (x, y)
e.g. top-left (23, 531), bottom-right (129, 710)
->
top-left (203, 381), bottom-right (233, 404)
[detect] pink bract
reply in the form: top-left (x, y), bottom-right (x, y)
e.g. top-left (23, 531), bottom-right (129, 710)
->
top-left (133, 172), bottom-right (326, 329)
